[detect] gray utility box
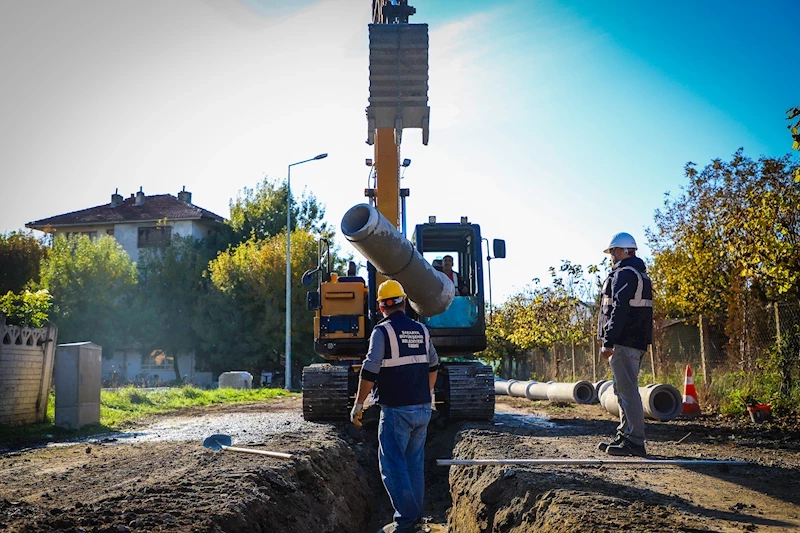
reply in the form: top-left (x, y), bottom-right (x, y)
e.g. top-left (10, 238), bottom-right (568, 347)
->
top-left (54, 342), bottom-right (102, 429)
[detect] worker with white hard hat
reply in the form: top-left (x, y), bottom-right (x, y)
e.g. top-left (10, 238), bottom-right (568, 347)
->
top-left (597, 232), bottom-right (654, 458)
top-left (351, 279), bottom-right (439, 533)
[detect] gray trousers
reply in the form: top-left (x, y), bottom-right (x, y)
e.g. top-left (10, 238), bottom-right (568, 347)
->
top-left (610, 344), bottom-right (646, 446)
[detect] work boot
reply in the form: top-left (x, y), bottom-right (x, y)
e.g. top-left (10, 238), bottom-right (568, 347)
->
top-left (597, 434), bottom-right (624, 453)
top-left (605, 439), bottom-right (647, 458)
top-left (378, 522), bottom-right (420, 533)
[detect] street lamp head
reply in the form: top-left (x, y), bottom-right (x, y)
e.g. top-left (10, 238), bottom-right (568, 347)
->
top-left (314, 153), bottom-right (328, 160)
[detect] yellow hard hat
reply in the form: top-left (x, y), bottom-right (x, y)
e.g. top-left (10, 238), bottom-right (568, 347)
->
top-left (377, 279), bottom-right (406, 301)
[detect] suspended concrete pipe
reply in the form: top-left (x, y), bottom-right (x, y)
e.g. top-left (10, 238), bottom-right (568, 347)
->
top-left (598, 381), bottom-right (683, 422)
top-left (495, 380), bottom-right (596, 405)
top-left (341, 203), bottom-right (455, 317)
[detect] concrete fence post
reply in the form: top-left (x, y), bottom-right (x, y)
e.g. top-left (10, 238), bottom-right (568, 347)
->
top-left (35, 323), bottom-right (58, 421)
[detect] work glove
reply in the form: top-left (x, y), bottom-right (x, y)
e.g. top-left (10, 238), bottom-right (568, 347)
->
top-left (350, 403), bottom-right (364, 427)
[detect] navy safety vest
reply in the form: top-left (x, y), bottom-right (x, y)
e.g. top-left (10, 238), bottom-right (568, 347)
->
top-left (373, 312), bottom-right (433, 407)
top-left (598, 257), bottom-right (654, 351)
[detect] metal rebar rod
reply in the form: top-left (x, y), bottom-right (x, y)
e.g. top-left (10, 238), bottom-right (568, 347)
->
top-left (436, 458), bottom-right (749, 467)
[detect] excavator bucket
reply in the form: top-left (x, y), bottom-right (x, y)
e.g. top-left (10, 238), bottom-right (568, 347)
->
top-left (367, 23), bottom-right (430, 145)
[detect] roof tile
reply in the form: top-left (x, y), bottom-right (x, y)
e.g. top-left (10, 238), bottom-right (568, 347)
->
top-left (27, 194), bottom-right (224, 228)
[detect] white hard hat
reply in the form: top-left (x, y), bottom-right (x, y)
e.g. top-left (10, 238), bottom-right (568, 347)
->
top-left (604, 232), bottom-right (637, 253)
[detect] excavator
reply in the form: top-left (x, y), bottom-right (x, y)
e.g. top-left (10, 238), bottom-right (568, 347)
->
top-left (301, 0), bottom-right (505, 423)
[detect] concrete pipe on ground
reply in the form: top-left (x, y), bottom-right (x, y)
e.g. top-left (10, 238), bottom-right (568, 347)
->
top-left (523, 381), bottom-right (550, 401)
top-left (507, 380), bottom-right (549, 400)
top-left (546, 381), bottom-right (596, 405)
top-left (592, 380), bottom-right (610, 404)
top-left (494, 379), bottom-right (516, 396)
top-left (341, 203), bottom-right (455, 317)
top-left (598, 381), bottom-right (683, 422)
top-left (495, 380), bottom-right (593, 403)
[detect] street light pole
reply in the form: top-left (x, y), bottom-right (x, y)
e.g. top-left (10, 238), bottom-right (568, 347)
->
top-left (285, 153), bottom-right (328, 390)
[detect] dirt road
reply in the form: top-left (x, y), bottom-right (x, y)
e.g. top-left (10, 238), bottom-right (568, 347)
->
top-left (0, 396), bottom-right (798, 532)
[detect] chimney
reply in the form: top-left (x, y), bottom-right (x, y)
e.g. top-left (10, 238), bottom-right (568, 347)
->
top-left (135, 187), bottom-right (145, 206)
top-left (110, 188), bottom-right (123, 208)
top-left (177, 185), bottom-right (192, 204)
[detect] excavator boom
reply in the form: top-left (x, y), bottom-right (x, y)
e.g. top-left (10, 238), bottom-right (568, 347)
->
top-left (301, 1), bottom-right (501, 422)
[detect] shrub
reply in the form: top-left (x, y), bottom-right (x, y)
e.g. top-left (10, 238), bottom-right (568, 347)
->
top-left (0, 289), bottom-right (52, 327)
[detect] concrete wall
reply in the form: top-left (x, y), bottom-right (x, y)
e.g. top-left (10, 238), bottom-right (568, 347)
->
top-left (57, 220), bottom-right (215, 263)
top-left (0, 315), bottom-right (58, 425)
top-left (113, 224), bottom-right (140, 262)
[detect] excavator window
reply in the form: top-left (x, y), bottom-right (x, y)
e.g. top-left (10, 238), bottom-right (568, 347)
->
top-left (425, 251), bottom-right (469, 296)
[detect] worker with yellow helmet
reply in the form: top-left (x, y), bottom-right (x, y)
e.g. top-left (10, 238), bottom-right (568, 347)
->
top-left (351, 279), bottom-right (439, 533)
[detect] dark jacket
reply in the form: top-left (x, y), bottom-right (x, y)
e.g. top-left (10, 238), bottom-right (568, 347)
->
top-left (597, 256), bottom-right (653, 351)
top-left (359, 311), bottom-right (439, 407)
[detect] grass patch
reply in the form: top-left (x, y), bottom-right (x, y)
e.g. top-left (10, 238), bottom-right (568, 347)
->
top-left (0, 386), bottom-right (298, 449)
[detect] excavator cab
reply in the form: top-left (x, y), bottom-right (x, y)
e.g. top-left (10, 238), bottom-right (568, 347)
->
top-left (412, 219), bottom-right (505, 355)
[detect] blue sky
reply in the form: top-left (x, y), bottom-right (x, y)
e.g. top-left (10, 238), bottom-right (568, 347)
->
top-left (0, 0), bottom-right (796, 303)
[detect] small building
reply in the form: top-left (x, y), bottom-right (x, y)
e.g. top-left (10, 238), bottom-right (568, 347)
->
top-left (26, 188), bottom-right (224, 386)
top-left (26, 187), bottom-right (224, 263)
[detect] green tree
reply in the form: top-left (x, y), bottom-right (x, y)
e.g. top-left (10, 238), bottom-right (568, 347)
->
top-left (647, 150), bottom-right (800, 373)
top-left (228, 177), bottom-right (333, 243)
top-left (135, 235), bottom-right (223, 381)
top-left (0, 231), bottom-right (48, 294)
top-left (648, 151), bottom-right (800, 314)
top-left (38, 235), bottom-right (138, 356)
top-left (0, 289), bottom-right (52, 327)
top-left (481, 261), bottom-right (599, 378)
top-left (788, 106), bottom-right (800, 181)
top-left (788, 106), bottom-right (800, 153)
top-left (199, 229), bottom-right (321, 385)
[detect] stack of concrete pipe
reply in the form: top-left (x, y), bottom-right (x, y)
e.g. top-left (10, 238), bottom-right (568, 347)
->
top-left (596, 380), bottom-right (682, 422)
top-left (496, 378), bottom-right (683, 421)
top-left (494, 379), bottom-right (597, 405)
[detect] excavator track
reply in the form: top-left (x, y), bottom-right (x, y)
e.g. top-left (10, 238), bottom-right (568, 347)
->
top-left (441, 362), bottom-right (495, 420)
top-left (302, 363), bottom-right (350, 421)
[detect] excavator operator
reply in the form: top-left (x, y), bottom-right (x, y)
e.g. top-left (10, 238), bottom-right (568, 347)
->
top-left (350, 279), bottom-right (439, 533)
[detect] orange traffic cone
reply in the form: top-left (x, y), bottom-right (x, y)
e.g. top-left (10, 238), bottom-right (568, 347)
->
top-left (682, 364), bottom-right (701, 417)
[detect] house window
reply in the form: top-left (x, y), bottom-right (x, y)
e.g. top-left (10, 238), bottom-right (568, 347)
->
top-left (138, 226), bottom-right (172, 248)
top-left (141, 350), bottom-right (174, 371)
top-left (106, 229), bottom-right (114, 236)
top-left (66, 231), bottom-right (98, 239)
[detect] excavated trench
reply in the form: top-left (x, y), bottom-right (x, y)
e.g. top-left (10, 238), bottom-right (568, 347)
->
top-left (5, 400), bottom-right (795, 532)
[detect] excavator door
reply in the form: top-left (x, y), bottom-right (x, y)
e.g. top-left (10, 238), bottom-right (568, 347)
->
top-left (412, 219), bottom-right (489, 355)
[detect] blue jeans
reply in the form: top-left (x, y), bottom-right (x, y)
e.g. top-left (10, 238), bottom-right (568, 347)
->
top-left (378, 403), bottom-right (432, 530)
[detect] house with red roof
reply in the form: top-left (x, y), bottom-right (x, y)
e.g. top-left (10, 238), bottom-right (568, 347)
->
top-left (27, 187), bottom-right (225, 263)
top-left (26, 188), bottom-right (224, 387)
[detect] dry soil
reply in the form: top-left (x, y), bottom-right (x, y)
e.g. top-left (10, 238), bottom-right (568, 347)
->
top-left (0, 396), bottom-right (798, 532)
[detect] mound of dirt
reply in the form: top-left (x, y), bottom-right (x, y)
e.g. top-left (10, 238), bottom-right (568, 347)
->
top-left (0, 426), bottom-right (374, 533)
top-left (3, 396), bottom-right (800, 532)
top-left (445, 398), bottom-right (800, 532)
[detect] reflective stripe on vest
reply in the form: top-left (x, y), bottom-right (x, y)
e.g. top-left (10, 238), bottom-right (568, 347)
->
top-left (602, 267), bottom-right (652, 308)
top-left (379, 321), bottom-right (430, 368)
